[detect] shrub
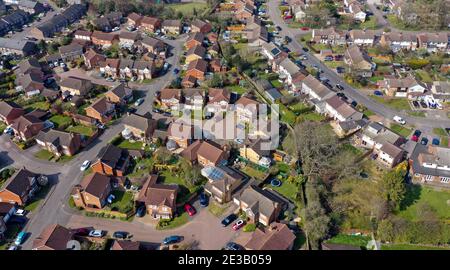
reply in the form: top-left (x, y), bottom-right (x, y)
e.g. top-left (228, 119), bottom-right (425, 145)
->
top-left (243, 223), bottom-right (257, 232)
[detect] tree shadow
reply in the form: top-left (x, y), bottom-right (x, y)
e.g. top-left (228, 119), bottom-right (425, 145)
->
top-left (400, 184), bottom-right (422, 211)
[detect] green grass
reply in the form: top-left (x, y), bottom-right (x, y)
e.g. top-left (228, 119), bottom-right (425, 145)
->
top-left (270, 79), bottom-right (283, 89)
top-left (66, 125), bottom-right (96, 137)
top-left (415, 70), bottom-right (433, 83)
top-left (168, 2), bottom-right (207, 15)
top-left (240, 165), bottom-right (267, 181)
top-left (390, 124), bottom-right (412, 137)
top-left (440, 137), bottom-right (448, 147)
top-left (408, 111), bottom-right (426, 118)
top-left (363, 109), bottom-right (375, 117)
top-left (117, 140), bottom-right (144, 150)
top-left (226, 85), bottom-right (247, 95)
top-left (276, 162), bottom-right (290, 173)
top-left (156, 211), bottom-right (189, 230)
top-left (359, 16), bottom-right (379, 29)
top-left (57, 155), bottom-right (75, 163)
top-left (34, 149), bottom-right (54, 161)
top-left (399, 186), bottom-right (450, 222)
top-left (278, 104), bottom-right (297, 125)
top-left (243, 223), bottom-right (257, 232)
top-left (128, 158), bottom-right (154, 178)
top-left (433, 128), bottom-right (448, 137)
top-left (324, 61), bottom-right (344, 69)
top-left (24, 185), bottom-right (50, 212)
top-left (370, 96), bottom-right (411, 111)
top-left (0, 224), bottom-right (21, 250)
top-left (161, 170), bottom-right (185, 187)
top-left (288, 102), bottom-right (311, 114)
top-left (381, 244), bottom-right (450, 250)
top-left (267, 179), bottom-right (298, 202)
top-left (0, 122), bottom-right (6, 134)
top-left (25, 101), bottom-right (50, 111)
top-left (109, 190), bottom-right (134, 214)
top-left (298, 112), bottom-right (326, 122)
top-left (386, 15), bottom-right (420, 31)
top-left (208, 201), bottom-right (229, 217)
top-left (326, 234), bottom-right (371, 249)
top-left (49, 115), bottom-right (72, 128)
top-left (369, 76), bottom-right (384, 83)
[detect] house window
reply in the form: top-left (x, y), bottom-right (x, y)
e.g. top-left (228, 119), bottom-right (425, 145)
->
top-left (440, 177), bottom-right (450, 183)
top-left (425, 175), bottom-right (433, 181)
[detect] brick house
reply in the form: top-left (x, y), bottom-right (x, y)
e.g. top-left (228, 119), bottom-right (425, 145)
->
top-left (127, 12), bottom-right (143, 27)
top-left (203, 165), bottom-right (245, 204)
top-left (10, 115), bottom-right (45, 142)
top-left (32, 224), bottom-right (74, 250)
top-left (167, 121), bottom-right (194, 149)
top-left (104, 83), bottom-right (133, 105)
top-left (71, 173), bottom-right (112, 209)
top-left (410, 145), bottom-right (450, 188)
top-left (136, 175), bottom-right (177, 220)
top-left (91, 144), bottom-right (130, 177)
top-left (185, 32), bottom-right (204, 50)
top-left (91, 31), bottom-right (119, 48)
top-left (85, 97), bottom-right (116, 124)
top-left (196, 141), bottom-right (227, 167)
top-left (59, 76), bottom-right (93, 96)
top-left (0, 101), bottom-right (25, 125)
top-left (83, 48), bottom-right (106, 69)
top-left (122, 112), bottom-right (157, 142)
top-left (244, 222), bottom-right (296, 250)
top-left (191, 19), bottom-right (212, 34)
top-left (0, 169), bottom-right (40, 206)
top-left (162, 20), bottom-right (181, 35)
top-left (35, 129), bottom-right (81, 157)
top-left (185, 59), bottom-right (207, 81)
top-left (99, 58), bottom-right (120, 78)
top-left (140, 16), bottom-right (162, 33)
top-left (159, 88), bottom-right (182, 110)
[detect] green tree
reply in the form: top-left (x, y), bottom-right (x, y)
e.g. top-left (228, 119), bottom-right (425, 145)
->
top-left (380, 169), bottom-right (406, 211)
top-left (208, 73), bottom-right (224, 88)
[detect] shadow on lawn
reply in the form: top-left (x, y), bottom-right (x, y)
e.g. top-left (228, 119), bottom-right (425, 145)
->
top-left (400, 184), bottom-right (422, 211)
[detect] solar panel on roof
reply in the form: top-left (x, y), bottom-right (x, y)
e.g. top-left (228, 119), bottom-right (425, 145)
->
top-left (271, 48), bottom-right (281, 56)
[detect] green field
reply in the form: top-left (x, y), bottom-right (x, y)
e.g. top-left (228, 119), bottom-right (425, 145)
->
top-left (266, 179), bottom-right (298, 202)
top-left (381, 244), bottom-right (450, 250)
top-left (156, 211), bottom-right (189, 230)
top-left (326, 234), bottom-right (371, 249)
top-left (399, 186), bottom-right (450, 222)
top-left (168, 2), bottom-right (208, 15)
top-left (370, 96), bottom-right (411, 111)
top-left (117, 140), bottom-right (144, 150)
top-left (66, 125), bottom-right (96, 137)
top-left (49, 115), bottom-right (72, 128)
top-left (390, 123), bottom-right (412, 137)
top-left (226, 85), bottom-right (247, 95)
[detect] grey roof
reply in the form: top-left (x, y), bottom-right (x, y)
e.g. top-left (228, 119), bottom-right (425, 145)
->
top-left (123, 113), bottom-right (156, 133)
top-left (119, 59), bottom-right (134, 69)
top-left (141, 37), bottom-right (164, 48)
top-left (410, 144), bottom-right (450, 178)
top-left (35, 129), bottom-right (80, 148)
top-left (162, 19), bottom-right (181, 28)
top-left (59, 43), bottom-right (83, 55)
top-left (0, 37), bottom-right (34, 51)
top-left (3, 168), bottom-right (37, 196)
top-left (0, 101), bottom-right (23, 118)
top-left (238, 185), bottom-right (282, 219)
top-left (96, 144), bottom-right (128, 169)
top-left (108, 83), bottom-right (132, 98)
top-left (133, 60), bottom-right (154, 71)
top-left (187, 45), bottom-right (206, 57)
top-left (265, 88), bottom-right (282, 100)
top-left (119, 31), bottom-right (140, 41)
top-left (59, 77), bottom-right (91, 94)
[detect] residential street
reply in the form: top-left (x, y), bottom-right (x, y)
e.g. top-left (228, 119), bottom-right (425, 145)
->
top-left (266, 0), bottom-right (450, 131)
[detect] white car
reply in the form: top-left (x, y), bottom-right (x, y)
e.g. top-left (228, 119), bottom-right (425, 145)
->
top-left (14, 209), bottom-right (27, 216)
top-left (8, 245), bottom-right (18, 250)
top-left (80, 160), bottom-right (91, 171)
top-left (88, 230), bottom-right (105, 238)
top-left (393, 115), bottom-right (406, 125)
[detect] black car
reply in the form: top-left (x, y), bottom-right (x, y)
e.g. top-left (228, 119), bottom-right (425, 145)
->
top-left (127, 107), bottom-right (137, 113)
top-left (413, 130), bottom-right (422, 137)
top-left (412, 101), bottom-right (420, 108)
top-left (113, 231), bottom-right (129, 239)
top-left (421, 137), bottom-right (428, 145)
top-left (420, 101), bottom-right (428, 108)
top-left (8, 216), bottom-right (27, 225)
top-left (221, 214), bottom-right (237, 227)
top-left (152, 108), bottom-right (161, 114)
top-left (281, 47), bottom-right (290, 53)
top-left (351, 101), bottom-right (358, 107)
top-left (224, 242), bottom-right (243, 250)
top-left (302, 47), bottom-right (309, 52)
top-left (136, 206), bottom-right (146, 217)
top-left (284, 36), bottom-right (292, 43)
top-left (335, 84), bottom-right (344, 91)
top-left (163, 112), bottom-right (172, 117)
top-left (199, 193), bottom-right (208, 207)
top-left (276, 26), bottom-right (282, 31)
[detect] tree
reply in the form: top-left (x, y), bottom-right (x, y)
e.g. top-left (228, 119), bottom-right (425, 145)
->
top-left (154, 148), bottom-right (172, 165)
top-left (380, 169), bottom-right (406, 211)
top-left (208, 73), bottom-right (224, 88)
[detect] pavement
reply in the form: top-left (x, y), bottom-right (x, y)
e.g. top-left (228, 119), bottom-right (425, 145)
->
top-left (266, 0), bottom-right (450, 132)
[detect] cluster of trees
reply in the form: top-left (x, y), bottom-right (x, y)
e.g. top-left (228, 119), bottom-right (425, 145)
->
top-left (398, 0), bottom-right (449, 30)
top-left (301, 0), bottom-right (337, 28)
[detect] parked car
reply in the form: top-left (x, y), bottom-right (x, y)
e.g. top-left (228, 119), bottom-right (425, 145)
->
top-left (199, 193), bottom-right (208, 207)
top-left (351, 101), bottom-right (358, 107)
top-left (74, 228), bottom-right (90, 236)
top-left (411, 134), bottom-right (419, 142)
top-left (432, 138), bottom-right (440, 145)
top-left (113, 231), bottom-right (129, 239)
top-left (224, 242), bottom-right (243, 250)
top-left (163, 111), bottom-right (172, 117)
top-left (393, 115), bottom-right (406, 125)
top-left (184, 203), bottom-right (196, 216)
top-left (152, 108), bottom-right (162, 114)
top-left (421, 137), bottom-right (428, 145)
top-left (412, 101), bottom-right (420, 108)
top-left (136, 205), bottom-right (146, 217)
top-left (336, 66), bottom-right (345, 73)
top-left (14, 231), bottom-right (27, 245)
top-left (221, 214), bottom-right (237, 227)
top-left (413, 130), bottom-right (422, 137)
top-left (374, 90), bottom-right (383, 96)
top-left (9, 216), bottom-right (27, 225)
top-left (88, 230), bottom-right (105, 238)
top-left (300, 27), bottom-right (310, 31)
top-left (162, 235), bottom-right (182, 245)
top-left (134, 98), bottom-right (144, 106)
top-left (80, 160), bottom-right (91, 171)
top-left (172, 68), bottom-right (179, 75)
top-left (127, 107), bottom-right (137, 114)
top-left (302, 47), bottom-right (309, 52)
top-left (232, 219), bottom-right (245, 231)
top-left (107, 194), bottom-right (115, 204)
top-left (8, 245), bottom-right (18, 250)
top-left (14, 209), bottom-right (27, 216)
top-left (335, 84), bottom-right (344, 91)
top-left (420, 101), bottom-right (428, 108)
top-left (324, 56), bottom-right (333, 61)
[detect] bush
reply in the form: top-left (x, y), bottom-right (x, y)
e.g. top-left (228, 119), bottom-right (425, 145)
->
top-left (243, 223), bottom-right (257, 232)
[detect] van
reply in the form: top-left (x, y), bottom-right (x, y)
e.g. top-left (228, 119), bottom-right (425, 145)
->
top-left (393, 115), bottom-right (406, 125)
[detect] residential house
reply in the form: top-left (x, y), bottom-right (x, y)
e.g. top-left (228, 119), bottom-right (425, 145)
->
top-left (134, 60), bottom-right (155, 81)
top-left (15, 72), bottom-right (44, 96)
top-left (380, 32), bottom-right (417, 51)
top-left (99, 58), bottom-right (120, 78)
top-left (186, 45), bottom-right (206, 65)
top-left (378, 76), bottom-right (426, 97)
top-left (1, 10), bottom-right (28, 29)
top-left (0, 37), bottom-right (36, 56)
top-left (119, 31), bottom-right (140, 49)
top-left (233, 185), bottom-right (282, 226)
top-left (344, 44), bottom-right (374, 77)
top-left (348, 30), bottom-right (376, 46)
top-left (235, 96), bottom-right (259, 123)
top-left (104, 83), bottom-right (133, 105)
top-left (10, 115), bottom-right (45, 141)
top-left (127, 12), bottom-right (142, 27)
top-left (417, 33), bottom-right (449, 53)
top-left (140, 16), bottom-right (162, 33)
top-left (203, 165), bottom-right (246, 203)
top-left (182, 88), bottom-right (205, 110)
top-left (180, 140), bottom-right (202, 164)
top-left (167, 121), bottom-right (195, 149)
top-left (191, 19), bottom-right (212, 34)
top-left (277, 57), bottom-right (301, 86)
top-left (430, 81), bottom-right (450, 102)
top-left (196, 141), bottom-right (227, 167)
top-left (410, 145), bottom-right (450, 188)
top-left (185, 32), bottom-right (204, 50)
top-left (91, 144), bottom-right (130, 177)
top-left (206, 88), bottom-right (230, 113)
top-left (74, 30), bottom-right (92, 42)
top-left (59, 76), bottom-right (93, 96)
top-left (239, 139), bottom-right (271, 167)
top-left (236, 2), bottom-right (254, 22)
top-left (302, 75), bottom-right (335, 101)
top-left (83, 48), bottom-right (106, 69)
top-left (210, 58), bottom-right (226, 73)
top-left (139, 37), bottom-right (166, 56)
top-left (35, 129), bottom-right (81, 157)
top-left (137, 175), bottom-right (177, 219)
top-left (181, 75), bottom-right (197, 88)
top-left (322, 95), bottom-right (363, 122)
top-left (261, 42), bottom-right (285, 65)
top-left (160, 88), bottom-right (182, 110)
top-left (0, 202), bottom-right (16, 236)
top-left (91, 31), bottom-right (119, 48)
top-left (71, 173), bottom-right (112, 209)
top-left (311, 28), bottom-right (346, 45)
top-left (185, 59), bottom-right (208, 81)
top-left (244, 222), bottom-right (296, 250)
top-left (122, 112), bottom-right (157, 142)
top-left (85, 97), bottom-right (116, 124)
top-left (348, 1), bottom-right (366, 22)
top-left (0, 169), bottom-right (39, 205)
top-left (32, 224), bottom-right (74, 250)
top-left (0, 101), bottom-right (24, 125)
top-left (244, 16), bottom-right (269, 46)
top-left (162, 20), bottom-right (181, 35)
top-left (265, 88), bottom-right (283, 103)
top-left (93, 17), bottom-right (112, 32)
top-left (110, 240), bottom-right (140, 250)
top-left (16, 0), bottom-right (45, 15)
top-left (119, 59), bottom-right (135, 79)
top-left (17, 57), bottom-right (42, 76)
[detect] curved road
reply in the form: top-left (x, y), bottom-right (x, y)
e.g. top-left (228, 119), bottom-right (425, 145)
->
top-left (266, 0), bottom-right (450, 131)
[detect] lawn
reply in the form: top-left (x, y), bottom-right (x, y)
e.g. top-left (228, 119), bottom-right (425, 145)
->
top-left (415, 70), bottom-right (433, 83)
top-left (359, 16), bottom-right (379, 29)
top-left (117, 140), bottom-right (144, 150)
top-left (363, 109), bottom-right (375, 117)
top-left (240, 165), bottom-right (268, 181)
top-left (66, 125), bottom-right (96, 137)
top-left (298, 112), bottom-right (326, 122)
top-left (226, 85), bottom-right (247, 95)
top-left (168, 2), bottom-right (208, 15)
top-left (129, 158), bottom-right (154, 178)
top-left (390, 123), bottom-right (412, 137)
top-left (381, 244), bottom-right (450, 250)
top-left (34, 149), bottom-right (54, 161)
top-left (109, 190), bottom-right (134, 214)
top-left (370, 96), bottom-right (411, 111)
top-left (270, 79), bottom-right (283, 89)
top-left (208, 201), bottom-right (229, 217)
top-left (58, 155), bottom-right (75, 163)
top-left (161, 170), bottom-right (185, 187)
top-left (0, 122), bottom-right (6, 134)
top-left (25, 101), bottom-right (50, 111)
top-left (267, 179), bottom-right (298, 202)
top-left (24, 185), bottom-right (51, 212)
top-left (288, 102), bottom-right (311, 114)
top-left (156, 211), bottom-right (189, 230)
top-left (278, 104), bottom-right (297, 125)
top-left (324, 61), bottom-right (344, 69)
top-left (399, 186), bottom-right (450, 222)
top-left (326, 234), bottom-right (371, 249)
top-left (433, 128), bottom-right (447, 137)
top-left (49, 115), bottom-right (72, 128)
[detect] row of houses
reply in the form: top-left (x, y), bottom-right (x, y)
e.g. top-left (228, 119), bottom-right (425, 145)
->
top-left (0, 9), bottom-right (28, 36)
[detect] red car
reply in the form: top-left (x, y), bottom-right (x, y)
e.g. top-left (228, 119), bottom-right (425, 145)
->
top-left (232, 219), bottom-right (246, 231)
top-left (301, 27), bottom-right (310, 31)
top-left (283, 15), bottom-right (293, 20)
top-left (184, 203), bottom-right (196, 216)
top-left (411, 134), bottom-right (419, 142)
